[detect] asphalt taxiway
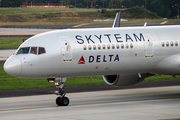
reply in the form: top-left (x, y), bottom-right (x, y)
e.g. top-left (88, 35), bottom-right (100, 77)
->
top-left (1, 21), bottom-right (180, 36)
top-left (0, 86), bottom-right (180, 120)
top-left (1, 21), bottom-right (180, 30)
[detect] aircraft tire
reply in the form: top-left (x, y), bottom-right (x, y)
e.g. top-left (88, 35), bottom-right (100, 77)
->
top-left (61, 97), bottom-right (69, 106)
top-left (56, 97), bottom-right (62, 106)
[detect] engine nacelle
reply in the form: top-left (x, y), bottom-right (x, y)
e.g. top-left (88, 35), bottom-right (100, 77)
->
top-left (102, 73), bottom-right (151, 87)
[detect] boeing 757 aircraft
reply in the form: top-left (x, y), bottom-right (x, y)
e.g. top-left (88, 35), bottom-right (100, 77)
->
top-left (4, 12), bottom-right (180, 106)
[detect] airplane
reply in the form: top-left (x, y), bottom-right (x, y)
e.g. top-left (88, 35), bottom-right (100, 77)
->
top-left (3, 12), bottom-right (180, 106)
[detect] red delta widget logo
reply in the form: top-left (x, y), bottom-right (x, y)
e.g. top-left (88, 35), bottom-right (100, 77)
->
top-left (78, 56), bottom-right (85, 64)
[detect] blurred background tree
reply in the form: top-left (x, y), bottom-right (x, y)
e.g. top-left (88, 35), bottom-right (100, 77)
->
top-left (0, 0), bottom-right (180, 18)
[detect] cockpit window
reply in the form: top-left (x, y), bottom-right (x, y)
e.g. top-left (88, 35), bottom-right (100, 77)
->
top-left (17, 47), bottom-right (30, 54)
top-left (17, 47), bottom-right (46, 55)
top-left (30, 47), bottom-right (37, 55)
top-left (38, 47), bottom-right (46, 55)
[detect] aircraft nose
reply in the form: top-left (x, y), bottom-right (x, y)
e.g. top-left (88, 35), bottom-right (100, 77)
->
top-left (4, 57), bottom-right (22, 77)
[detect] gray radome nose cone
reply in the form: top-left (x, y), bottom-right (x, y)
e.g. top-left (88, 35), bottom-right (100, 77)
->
top-left (4, 57), bottom-right (22, 77)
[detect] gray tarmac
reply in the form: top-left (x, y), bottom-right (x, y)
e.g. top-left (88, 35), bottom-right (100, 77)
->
top-left (0, 86), bottom-right (180, 120)
top-left (1, 21), bottom-right (180, 30)
top-left (0, 21), bottom-right (180, 37)
top-left (0, 28), bottom-right (52, 36)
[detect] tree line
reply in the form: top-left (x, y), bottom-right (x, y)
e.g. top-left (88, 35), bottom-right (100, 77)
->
top-left (1, 0), bottom-right (180, 18)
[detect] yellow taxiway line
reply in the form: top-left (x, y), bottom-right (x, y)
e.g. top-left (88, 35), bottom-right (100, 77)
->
top-left (72, 24), bottom-right (88, 28)
top-left (160, 21), bottom-right (168, 25)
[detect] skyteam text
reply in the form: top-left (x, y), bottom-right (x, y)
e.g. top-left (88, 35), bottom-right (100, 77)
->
top-left (75, 33), bottom-right (145, 44)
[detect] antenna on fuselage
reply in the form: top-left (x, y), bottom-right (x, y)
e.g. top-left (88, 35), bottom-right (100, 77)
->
top-left (112, 11), bottom-right (121, 28)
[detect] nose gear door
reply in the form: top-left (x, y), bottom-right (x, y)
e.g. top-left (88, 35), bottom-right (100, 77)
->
top-left (60, 37), bottom-right (72, 61)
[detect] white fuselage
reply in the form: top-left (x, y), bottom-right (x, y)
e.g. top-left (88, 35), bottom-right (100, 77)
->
top-left (4, 25), bottom-right (180, 78)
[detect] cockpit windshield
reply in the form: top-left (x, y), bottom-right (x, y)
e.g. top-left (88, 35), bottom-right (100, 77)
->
top-left (17, 47), bottom-right (46, 55)
top-left (17, 47), bottom-right (30, 54)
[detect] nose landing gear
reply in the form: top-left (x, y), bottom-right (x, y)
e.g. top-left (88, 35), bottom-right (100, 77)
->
top-left (53, 77), bottom-right (69, 106)
top-left (55, 88), bottom-right (69, 106)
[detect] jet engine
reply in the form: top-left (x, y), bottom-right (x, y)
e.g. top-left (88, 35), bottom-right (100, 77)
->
top-left (102, 73), bottom-right (152, 87)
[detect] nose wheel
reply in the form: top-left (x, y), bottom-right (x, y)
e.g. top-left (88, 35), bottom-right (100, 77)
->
top-left (53, 77), bottom-right (69, 106)
top-left (56, 96), bottom-right (69, 106)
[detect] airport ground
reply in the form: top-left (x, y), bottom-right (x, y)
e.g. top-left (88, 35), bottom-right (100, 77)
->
top-left (1, 21), bottom-right (180, 31)
top-left (0, 86), bottom-right (180, 120)
top-left (0, 21), bottom-right (180, 119)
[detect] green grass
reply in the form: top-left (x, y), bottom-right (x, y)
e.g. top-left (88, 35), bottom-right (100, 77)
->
top-left (0, 8), bottom-right (67, 15)
top-left (0, 65), bottom-right (180, 90)
top-left (0, 37), bottom-right (28, 48)
top-left (0, 8), bottom-right (118, 15)
top-left (145, 74), bottom-right (180, 81)
top-left (0, 7), bottom-right (179, 26)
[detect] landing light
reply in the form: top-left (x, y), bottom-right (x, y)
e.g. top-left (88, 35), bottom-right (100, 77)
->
top-left (55, 82), bottom-right (60, 86)
top-left (47, 78), bottom-right (55, 83)
top-left (48, 80), bottom-right (54, 83)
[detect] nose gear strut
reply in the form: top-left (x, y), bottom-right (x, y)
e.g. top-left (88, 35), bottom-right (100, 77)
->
top-left (54, 77), bottom-right (69, 106)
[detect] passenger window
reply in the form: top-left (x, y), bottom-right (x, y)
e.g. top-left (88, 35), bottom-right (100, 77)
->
top-left (130, 43), bottom-right (133, 48)
top-left (126, 43), bottom-right (129, 48)
top-left (38, 47), bottom-right (46, 55)
top-left (30, 47), bottom-right (37, 55)
top-left (162, 42), bottom-right (165, 47)
top-left (102, 44), bottom-right (106, 49)
top-left (175, 41), bottom-right (178, 46)
top-left (121, 44), bottom-right (124, 49)
top-left (166, 42), bottom-right (169, 47)
top-left (116, 44), bottom-right (119, 49)
top-left (98, 45), bottom-right (101, 50)
top-left (17, 47), bottom-right (30, 54)
top-left (88, 45), bottom-right (91, 50)
top-left (83, 45), bottom-right (86, 50)
top-left (112, 44), bottom-right (115, 49)
top-left (170, 41), bottom-right (173, 47)
top-left (93, 45), bottom-right (96, 50)
top-left (107, 44), bottom-right (110, 49)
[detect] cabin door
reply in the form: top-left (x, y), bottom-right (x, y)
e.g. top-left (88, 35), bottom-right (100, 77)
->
top-left (60, 37), bottom-right (72, 61)
top-left (144, 34), bottom-right (154, 57)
